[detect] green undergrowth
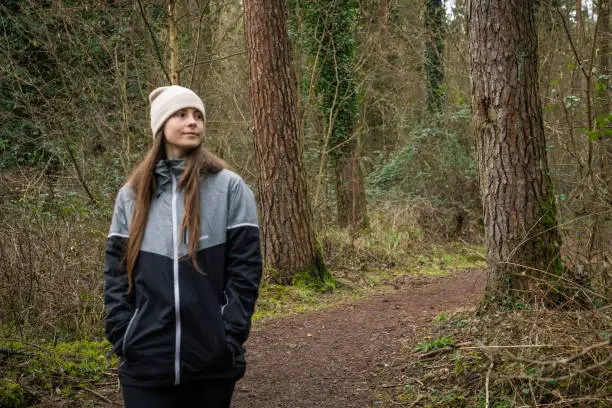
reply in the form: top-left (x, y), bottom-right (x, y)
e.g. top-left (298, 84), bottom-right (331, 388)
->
top-left (0, 339), bottom-right (117, 407)
top-left (372, 305), bottom-right (611, 407)
top-left (0, 240), bottom-right (485, 406)
top-left (254, 241), bottom-right (485, 321)
top-left (0, 378), bottom-right (24, 408)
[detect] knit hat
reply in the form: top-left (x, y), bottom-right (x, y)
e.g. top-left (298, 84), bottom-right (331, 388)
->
top-left (149, 85), bottom-right (206, 138)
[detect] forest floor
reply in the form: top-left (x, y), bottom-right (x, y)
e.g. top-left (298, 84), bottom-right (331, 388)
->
top-left (99, 268), bottom-right (485, 407)
top-left (18, 261), bottom-right (610, 407)
top-left (229, 269), bottom-right (486, 408)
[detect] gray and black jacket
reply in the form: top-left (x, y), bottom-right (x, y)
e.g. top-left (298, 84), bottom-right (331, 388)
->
top-left (103, 159), bottom-right (262, 386)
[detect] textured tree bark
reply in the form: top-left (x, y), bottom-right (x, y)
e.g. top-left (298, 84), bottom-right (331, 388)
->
top-left (468, 0), bottom-right (562, 300)
top-left (424, 0), bottom-right (445, 113)
top-left (243, 0), bottom-right (326, 284)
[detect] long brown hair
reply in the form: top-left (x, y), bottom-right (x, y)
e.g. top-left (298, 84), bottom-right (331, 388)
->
top-left (125, 134), bottom-right (225, 291)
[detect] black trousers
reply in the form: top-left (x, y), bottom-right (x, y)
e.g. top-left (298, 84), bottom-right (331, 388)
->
top-left (122, 379), bottom-right (236, 408)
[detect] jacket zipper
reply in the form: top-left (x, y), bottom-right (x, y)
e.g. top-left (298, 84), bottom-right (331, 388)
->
top-left (221, 292), bottom-right (229, 316)
top-left (122, 307), bottom-right (140, 357)
top-left (171, 173), bottom-right (182, 385)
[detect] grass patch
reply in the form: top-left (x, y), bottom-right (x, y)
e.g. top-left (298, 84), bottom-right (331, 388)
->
top-left (415, 336), bottom-right (454, 352)
top-left (254, 240), bottom-right (485, 322)
top-left (0, 339), bottom-right (117, 406)
top-left (253, 282), bottom-right (343, 320)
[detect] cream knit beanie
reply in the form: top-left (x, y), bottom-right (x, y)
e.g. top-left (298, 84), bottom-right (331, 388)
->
top-left (149, 85), bottom-right (206, 138)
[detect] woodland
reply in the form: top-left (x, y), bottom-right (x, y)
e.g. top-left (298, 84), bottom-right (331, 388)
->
top-left (0, 0), bottom-right (610, 407)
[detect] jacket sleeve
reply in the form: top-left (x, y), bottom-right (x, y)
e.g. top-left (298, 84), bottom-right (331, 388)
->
top-left (103, 188), bottom-right (134, 356)
top-left (222, 177), bottom-right (262, 356)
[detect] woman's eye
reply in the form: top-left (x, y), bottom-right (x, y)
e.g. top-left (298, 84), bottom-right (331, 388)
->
top-left (175, 111), bottom-right (185, 118)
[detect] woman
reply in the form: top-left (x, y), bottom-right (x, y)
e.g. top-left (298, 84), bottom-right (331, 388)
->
top-left (103, 85), bottom-right (262, 407)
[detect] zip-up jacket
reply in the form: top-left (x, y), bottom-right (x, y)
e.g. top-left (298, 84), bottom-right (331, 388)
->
top-left (103, 160), bottom-right (262, 386)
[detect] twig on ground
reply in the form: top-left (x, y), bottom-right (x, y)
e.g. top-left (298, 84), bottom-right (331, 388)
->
top-left (506, 357), bottom-right (611, 382)
top-left (416, 346), bottom-right (454, 358)
top-left (531, 397), bottom-right (612, 406)
top-left (556, 340), bottom-right (610, 365)
top-left (460, 344), bottom-right (559, 349)
top-left (381, 383), bottom-right (405, 388)
top-left (79, 386), bottom-right (119, 406)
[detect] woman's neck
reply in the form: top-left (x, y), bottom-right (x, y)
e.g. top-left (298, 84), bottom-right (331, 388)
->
top-left (165, 145), bottom-right (186, 159)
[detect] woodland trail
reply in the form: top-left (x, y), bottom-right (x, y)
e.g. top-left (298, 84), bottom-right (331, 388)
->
top-left (231, 269), bottom-right (486, 408)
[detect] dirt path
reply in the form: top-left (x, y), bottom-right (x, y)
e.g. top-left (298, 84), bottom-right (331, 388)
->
top-left (231, 269), bottom-right (486, 408)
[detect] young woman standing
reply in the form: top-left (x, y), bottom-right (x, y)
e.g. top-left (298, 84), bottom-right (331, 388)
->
top-left (103, 85), bottom-right (262, 407)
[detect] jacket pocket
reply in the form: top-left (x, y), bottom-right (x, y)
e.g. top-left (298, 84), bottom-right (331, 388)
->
top-left (122, 307), bottom-right (140, 358)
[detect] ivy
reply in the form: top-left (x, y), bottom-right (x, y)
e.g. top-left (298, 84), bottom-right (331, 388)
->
top-left (299, 0), bottom-right (360, 162)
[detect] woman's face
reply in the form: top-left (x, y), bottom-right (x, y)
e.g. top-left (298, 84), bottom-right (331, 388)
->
top-left (163, 108), bottom-right (205, 159)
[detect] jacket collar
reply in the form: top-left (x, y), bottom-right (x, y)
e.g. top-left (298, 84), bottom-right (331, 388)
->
top-left (154, 159), bottom-right (186, 197)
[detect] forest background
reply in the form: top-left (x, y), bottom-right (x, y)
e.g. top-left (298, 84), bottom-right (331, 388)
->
top-left (0, 0), bottom-right (610, 407)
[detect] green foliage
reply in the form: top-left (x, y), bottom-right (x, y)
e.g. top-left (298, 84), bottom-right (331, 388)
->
top-left (564, 95), bottom-right (581, 108)
top-left (501, 296), bottom-right (533, 311)
top-left (434, 312), bottom-right (448, 322)
top-left (33, 340), bottom-right (114, 382)
top-left (0, 378), bottom-right (25, 408)
top-left (0, 0), bottom-right (146, 176)
top-left (424, 0), bottom-right (446, 113)
top-left (415, 336), bottom-right (454, 352)
top-left (585, 113), bottom-right (612, 141)
top-left (367, 116), bottom-right (477, 207)
top-left (0, 121), bottom-right (49, 169)
top-left (4, 339), bottom-right (116, 386)
top-left (292, 266), bottom-right (336, 293)
top-left (253, 281), bottom-right (337, 320)
top-left (0, 339), bottom-right (117, 403)
top-left (298, 0), bottom-right (360, 161)
top-left (256, 237), bottom-right (484, 321)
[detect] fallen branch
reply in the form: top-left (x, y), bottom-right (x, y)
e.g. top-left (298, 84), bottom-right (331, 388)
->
top-left (381, 383), bottom-right (405, 388)
top-left (556, 340), bottom-right (610, 365)
top-left (460, 344), bottom-right (559, 350)
top-left (416, 346), bottom-right (454, 358)
top-left (506, 357), bottom-right (611, 382)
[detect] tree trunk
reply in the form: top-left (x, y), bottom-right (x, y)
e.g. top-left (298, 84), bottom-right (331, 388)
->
top-left (596, 0), bottom-right (611, 293)
top-left (243, 0), bottom-right (327, 284)
top-left (168, 0), bottom-right (180, 85)
top-left (334, 148), bottom-right (368, 236)
top-left (468, 0), bottom-right (562, 301)
top-left (310, 0), bottom-right (368, 233)
top-left (424, 0), bottom-right (445, 114)
top-left (597, 0), bottom-right (610, 130)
